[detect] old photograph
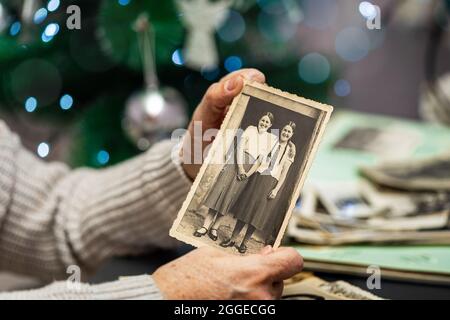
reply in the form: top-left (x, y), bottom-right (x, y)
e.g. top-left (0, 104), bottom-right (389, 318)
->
top-left (170, 82), bottom-right (333, 254)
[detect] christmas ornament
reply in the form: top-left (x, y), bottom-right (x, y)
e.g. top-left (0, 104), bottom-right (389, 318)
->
top-left (176, 0), bottom-right (232, 70)
top-left (98, 0), bottom-right (183, 71)
top-left (420, 73), bottom-right (450, 126)
top-left (123, 14), bottom-right (188, 150)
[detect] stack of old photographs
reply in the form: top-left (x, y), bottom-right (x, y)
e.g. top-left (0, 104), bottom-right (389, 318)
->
top-left (288, 154), bottom-right (450, 245)
top-left (282, 272), bottom-right (384, 300)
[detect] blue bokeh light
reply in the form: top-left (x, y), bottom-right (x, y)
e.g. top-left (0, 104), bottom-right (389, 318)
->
top-left (34, 8), bottom-right (48, 24)
top-left (201, 67), bottom-right (220, 81)
top-left (37, 142), bottom-right (50, 158)
top-left (171, 49), bottom-right (184, 66)
top-left (217, 10), bottom-right (246, 42)
top-left (335, 27), bottom-right (370, 62)
top-left (224, 56), bottom-right (243, 73)
top-left (9, 21), bottom-right (21, 36)
top-left (47, 0), bottom-right (60, 12)
top-left (298, 53), bottom-right (331, 84)
top-left (60, 94), bottom-right (74, 110)
top-left (41, 32), bottom-right (53, 42)
top-left (97, 150), bottom-right (110, 165)
top-left (25, 97), bottom-right (38, 112)
top-left (44, 23), bottom-right (59, 37)
top-left (334, 79), bottom-right (351, 97)
top-left (118, 0), bottom-right (131, 6)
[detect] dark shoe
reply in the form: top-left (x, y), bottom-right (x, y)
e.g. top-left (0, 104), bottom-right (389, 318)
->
top-left (220, 238), bottom-right (235, 248)
top-left (208, 229), bottom-right (218, 241)
top-left (236, 243), bottom-right (247, 254)
top-left (193, 227), bottom-right (208, 237)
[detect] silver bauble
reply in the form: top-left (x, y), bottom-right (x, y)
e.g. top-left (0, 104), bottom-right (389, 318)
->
top-left (123, 87), bottom-right (188, 150)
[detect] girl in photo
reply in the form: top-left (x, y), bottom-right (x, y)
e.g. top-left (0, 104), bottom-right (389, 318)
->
top-left (193, 112), bottom-right (277, 242)
top-left (221, 121), bottom-right (297, 253)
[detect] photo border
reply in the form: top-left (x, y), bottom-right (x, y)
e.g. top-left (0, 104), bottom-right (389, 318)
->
top-left (170, 81), bottom-right (333, 253)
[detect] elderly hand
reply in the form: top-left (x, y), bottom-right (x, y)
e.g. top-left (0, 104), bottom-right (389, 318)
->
top-left (152, 245), bottom-right (303, 300)
top-left (181, 69), bottom-right (266, 180)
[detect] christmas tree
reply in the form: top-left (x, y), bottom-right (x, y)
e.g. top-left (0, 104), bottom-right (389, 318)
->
top-left (0, 0), bottom-right (334, 168)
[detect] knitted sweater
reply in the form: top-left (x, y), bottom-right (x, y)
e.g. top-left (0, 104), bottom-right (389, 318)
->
top-left (0, 121), bottom-right (191, 299)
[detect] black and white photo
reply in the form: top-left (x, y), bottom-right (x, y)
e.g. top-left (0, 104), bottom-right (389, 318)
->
top-left (170, 82), bottom-right (333, 254)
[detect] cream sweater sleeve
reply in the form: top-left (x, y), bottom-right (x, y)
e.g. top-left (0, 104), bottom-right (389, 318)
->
top-left (0, 121), bottom-right (191, 299)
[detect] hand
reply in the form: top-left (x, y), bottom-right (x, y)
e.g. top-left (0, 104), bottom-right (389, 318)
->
top-left (180, 69), bottom-right (266, 180)
top-left (152, 246), bottom-right (303, 300)
top-left (237, 172), bottom-right (248, 181)
top-left (268, 189), bottom-right (278, 199)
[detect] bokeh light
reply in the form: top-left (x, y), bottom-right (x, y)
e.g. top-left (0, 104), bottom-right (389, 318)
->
top-left (11, 59), bottom-right (62, 106)
top-left (60, 94), bottom-right (74, 110)
top-left (334, 79), bottom-right (351, 97)
top-left (144, 92), bottom-right (164, 117)
top-left (33, 8), bottom-right (48, 24)
top-left (298, 53), bottom-right (331, 84)
top-left (257, 0), bottom-right (286, 15)
top-left (9, 21), bottom-right (21, 36)
top-left (217, 10), bottom-right (246, 42)
top-left (47, 0), bottom-right (60, 12)
top-left (335, 27), bottom-right (370, 62)
top-left (303, 0), bottom-right (338, 30)
top-left (224, 56), bottom-right (243, 73)
top-left (44, 23), bottom-right (59, 37)
top-left (118, 0), bottom-right (131, 6)
top-left (42, 23), bottom-right (59, 42)
top-left (171, 49), bottom-right (184, 66)
top-left (97, 150), bottom-right (110, 165)
top-left (25, 97), bottom-right (38, 112)
top-left (258, 11), bottom-right (298, 42)
top-left (201, 67), bottom-right (220, 81)
top-left (359, 1), bottom-right (378, 20)
top-left (37, 142), bottom-right (50, 158)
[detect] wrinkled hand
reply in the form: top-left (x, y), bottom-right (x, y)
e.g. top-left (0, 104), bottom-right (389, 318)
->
top-left (152, 246), bottom-right (303, 300)
top-left (181, 69), bottom-right (266, 180)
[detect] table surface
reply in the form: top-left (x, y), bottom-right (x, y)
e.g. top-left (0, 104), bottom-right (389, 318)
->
top-left (90, 247), bottom-right (450, 300)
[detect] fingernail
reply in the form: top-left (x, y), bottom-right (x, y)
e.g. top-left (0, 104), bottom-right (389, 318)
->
top-left (243, 70), bottom-right (262, 81)
top-left (225, 78), bottom-right (238, 92)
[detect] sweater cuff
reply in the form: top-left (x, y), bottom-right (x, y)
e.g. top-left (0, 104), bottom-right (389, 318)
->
top-left (0, 275), bottom-right (163, 300)
top-left (93, 275), bottom-right (164, 300)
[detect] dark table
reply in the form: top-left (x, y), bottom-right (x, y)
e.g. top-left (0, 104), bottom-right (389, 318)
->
top-left (90, 246), bottom-right (450, 300)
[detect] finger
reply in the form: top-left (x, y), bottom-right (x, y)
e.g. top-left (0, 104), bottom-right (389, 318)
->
top-left (221, 68), bottom-right (266, 85)
top-left (260, 245), bottom-right (273, 255)
top-left (201, 69), bottom-right (266, 114)
top-left (263, 247), bottom-right (303, 282)
top-left (269, 281), bottom-right (284, 300)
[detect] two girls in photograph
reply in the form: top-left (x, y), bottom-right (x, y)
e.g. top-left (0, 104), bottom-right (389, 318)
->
top-left (193, 112), bottom-right (297, 253)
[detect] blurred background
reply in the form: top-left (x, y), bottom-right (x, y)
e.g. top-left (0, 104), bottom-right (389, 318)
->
top-left (1, 0), bottom-right (450, 297)
top-left (0, 0), bottom-right (449, 167)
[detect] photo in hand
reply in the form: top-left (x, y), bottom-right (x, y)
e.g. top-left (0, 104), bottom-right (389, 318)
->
top-left (170, 82), bottom-right (333, 254)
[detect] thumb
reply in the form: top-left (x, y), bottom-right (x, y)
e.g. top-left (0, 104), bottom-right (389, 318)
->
top-left (263, 247), bottom-right (303, 282)
top-left (195, 68), bottom-right (265, 126)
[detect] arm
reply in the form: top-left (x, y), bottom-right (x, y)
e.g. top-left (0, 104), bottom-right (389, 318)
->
top-left (0, 121), bottom-right (191, 281)
top-left (269, 144), bottom-right (295, 199)
top-left (0, 275), bottom-right (163, 300)
top-left (244, 158), bottom-right (262, 178)
top-left (236, 130), bottom-right (249, 175)
top-left (271, 161), bottom-right (292, 195)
